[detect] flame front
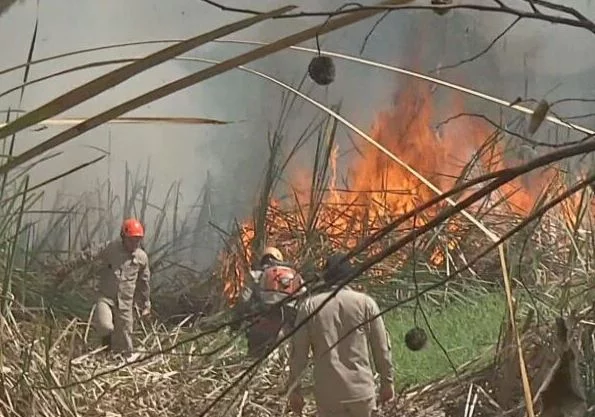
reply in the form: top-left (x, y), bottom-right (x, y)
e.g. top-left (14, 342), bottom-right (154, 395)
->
top-left (220, 80), bottom-right (593, 305)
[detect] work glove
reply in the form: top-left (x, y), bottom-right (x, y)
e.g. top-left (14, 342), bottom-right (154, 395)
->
top-left (288, 390), bottom-right (305, 415)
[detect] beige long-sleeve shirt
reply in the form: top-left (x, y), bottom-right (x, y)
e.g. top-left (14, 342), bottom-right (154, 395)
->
top-left (288, 286), bottom-right (393, 407)
top-left (66, 240), bottom-right (151, 311)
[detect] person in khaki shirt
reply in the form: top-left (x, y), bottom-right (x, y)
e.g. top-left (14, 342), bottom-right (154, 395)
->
top-left (58, 218), bottom-right (151, 357)
top-left (287, 252), bottom-right (394, 417)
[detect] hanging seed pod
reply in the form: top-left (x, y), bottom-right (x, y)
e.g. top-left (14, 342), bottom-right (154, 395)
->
top-left (308, 55), bottom-right (336, 86)
top-left (431, 0), bottom-right (452, 15)
top-left (405, 327), bottom-right (428, 351)
top-left (528, 99), bottom-right (550, 135)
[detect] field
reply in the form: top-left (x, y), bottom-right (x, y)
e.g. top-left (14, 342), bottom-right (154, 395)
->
top-left (386, 292), bottom-right (505, 388)
top-left (1, 3), bottom-right (595, 417)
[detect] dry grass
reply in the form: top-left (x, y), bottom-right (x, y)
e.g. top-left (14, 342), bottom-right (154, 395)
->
top-left (0, 6), bottom-right (595, 417)
top-left (0, 312), bottom-right (299, 417)
top-left (0, 295), bottom-right (593, 417)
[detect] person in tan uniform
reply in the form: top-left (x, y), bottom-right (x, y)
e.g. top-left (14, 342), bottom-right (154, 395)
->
top-left (287, 252), bottom-right (394, 417)
top-left (59, 218), bottom-right (151, 357)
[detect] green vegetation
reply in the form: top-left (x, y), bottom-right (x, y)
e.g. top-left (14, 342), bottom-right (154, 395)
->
top-left (0, 8), bottom-right (594, 416)
top-left (385, 291), bottom-right (505, 388)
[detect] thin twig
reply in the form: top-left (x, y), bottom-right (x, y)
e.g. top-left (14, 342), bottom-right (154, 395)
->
top-left (199, 0), bottom-right (595, 33)
top-left (359, 10), bottom-right (391, 55)
top-left (430, 17), bottom-right (522, 74)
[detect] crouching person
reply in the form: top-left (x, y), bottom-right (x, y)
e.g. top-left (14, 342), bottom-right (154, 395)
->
top-left (59, 218), bottom-right (151, 358)
top-left (232, 246), bottom-right (306, 357)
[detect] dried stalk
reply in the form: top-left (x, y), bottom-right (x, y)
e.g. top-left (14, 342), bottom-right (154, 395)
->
top-left (182, 58), bottom-right (541, 417)
top-left (0, 5), bottom-right (294, 141)
top-left (0, 116), bottom-right (233, 128)
top-left (2, 39), bottom-right (592, 136)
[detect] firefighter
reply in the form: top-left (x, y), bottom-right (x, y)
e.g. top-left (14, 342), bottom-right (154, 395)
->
top-left (232, 246), bottom-right (306, 357)
top-left (58, 218), bottom-right (151, 358)
top-left (287, 252), bottom-right (394, 417)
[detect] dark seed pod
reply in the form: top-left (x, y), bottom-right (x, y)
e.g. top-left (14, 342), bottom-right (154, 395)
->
top-left (431, 0), bottom-right (452, 15)
top-left (405, 327), bottom-right (428, 351)
top-left (308, 56), bottom-right (335, 86)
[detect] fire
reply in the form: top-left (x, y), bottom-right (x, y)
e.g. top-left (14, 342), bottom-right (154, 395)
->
top-left (221, 79), bottom-right (593, 305)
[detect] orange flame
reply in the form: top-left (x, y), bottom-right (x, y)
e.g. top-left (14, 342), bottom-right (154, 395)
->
top-left (220, 79), bottom-right (593, 305)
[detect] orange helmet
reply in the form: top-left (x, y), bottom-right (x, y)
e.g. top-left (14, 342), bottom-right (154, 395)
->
top-left (121, 218), bottom-right (144, 238)
top-left (262, 246), bottom-right (283, 262)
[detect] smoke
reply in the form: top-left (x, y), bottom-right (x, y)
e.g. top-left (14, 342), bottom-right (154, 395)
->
top-left (0, 0), bottom-right (593, 266)
top-left (0, 0), bottom-right (22, 17)
top-left (0, 0), bottom-right (409, 249)
top-left (0, 1), bottom-right (287, 252)
top-left (1, 1), bottom-right (271, 194)
top-left (449, 2), bottom-right (595, 174)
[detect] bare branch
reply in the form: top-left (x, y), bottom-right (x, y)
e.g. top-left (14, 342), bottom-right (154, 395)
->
top-left (524, 0), bottom-right (541, 14)
top-left (431, 17), bottom-right (521, 74)
top-left (437, 112), bottom-right (595, 149)
top-left (531, 0), bottom-right (591, 23)
top-left (359, 10), bottom-right (391, 55)
top-left (199, 0), bottom-right (595, 34)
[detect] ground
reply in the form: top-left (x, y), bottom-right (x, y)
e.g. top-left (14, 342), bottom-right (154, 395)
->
top-left (383, 291), bottom-right (505, 388)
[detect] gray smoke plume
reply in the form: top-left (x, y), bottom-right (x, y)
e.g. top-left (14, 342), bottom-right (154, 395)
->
top-left (0, 0), bottom-right (22, 17)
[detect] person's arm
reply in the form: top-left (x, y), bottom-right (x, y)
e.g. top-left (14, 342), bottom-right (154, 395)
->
top-left (366, 297), bottom-right (394, 388)
top-left (287, 301), bottom-right (311, 393)
top-left (230, 283), bottom-right (253, 330)
top-left (135, 254), bottom-right (151, 311)
top-left (59, 240), bottom-right (111, 275)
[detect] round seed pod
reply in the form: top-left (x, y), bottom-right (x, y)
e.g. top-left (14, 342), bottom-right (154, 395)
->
top-left (308, 55), bottom-right (336, 86)
top-left (405, 327), bottom-right (428, 351)
top-left (431, 0), bottom-right (452, 15)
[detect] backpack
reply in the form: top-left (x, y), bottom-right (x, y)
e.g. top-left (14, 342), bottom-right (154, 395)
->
top-left (259, 264), bottom-right (303, 304)
top-left (246, 264), bottom-right (303, 356)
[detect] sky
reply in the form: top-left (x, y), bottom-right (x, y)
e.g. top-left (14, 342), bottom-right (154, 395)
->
top-left (0, 0), bottom-right (594, 259)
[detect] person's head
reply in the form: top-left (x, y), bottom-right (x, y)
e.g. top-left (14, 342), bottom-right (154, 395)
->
top-left (323, 251), bottom-right (352, 284)
top-left (259, 246), bottom-right (283, 267)
top-left (120, 218), bottom-right (144, 252)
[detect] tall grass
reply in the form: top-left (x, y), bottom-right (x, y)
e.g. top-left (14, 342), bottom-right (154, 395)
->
top-left (0, 5), bottom-right (593, 416)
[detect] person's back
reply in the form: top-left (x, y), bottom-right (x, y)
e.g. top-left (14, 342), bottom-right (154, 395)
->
top-left (288, 252), bottom-right (393, 417)
top-left (294, 287), bottom-right (390, 406)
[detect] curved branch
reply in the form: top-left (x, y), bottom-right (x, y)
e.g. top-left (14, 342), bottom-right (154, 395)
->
top-left (430, 17), bottom-right (522, 73)
top-left (199, 0), bottom-right (595, 33)
top-left (1, 38), bottom-right (592, 136)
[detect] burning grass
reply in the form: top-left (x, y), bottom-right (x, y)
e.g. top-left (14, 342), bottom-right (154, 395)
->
top-left (219, 80), bottom-right (594, 309)
top-left (4, 92), bottom-right (592, 417)
top-left (0, 14), bottom-right (594, 416)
